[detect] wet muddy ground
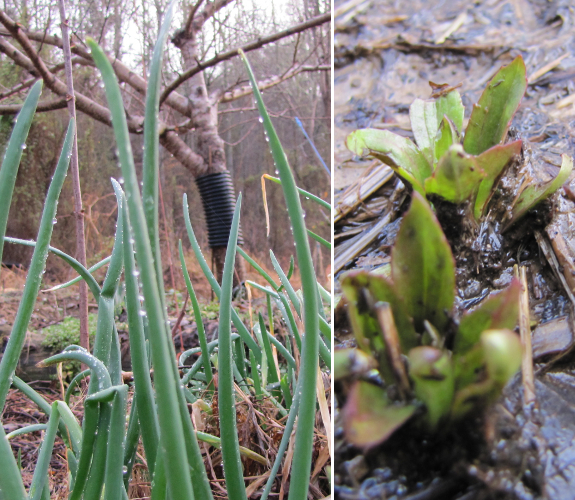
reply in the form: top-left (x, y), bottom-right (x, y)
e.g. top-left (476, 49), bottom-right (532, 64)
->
top-left (334, 1), bottom-right (575, 499)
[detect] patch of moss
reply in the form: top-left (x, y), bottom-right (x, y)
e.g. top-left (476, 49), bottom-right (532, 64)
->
top-left (41, 314), bottom-right (98, 374)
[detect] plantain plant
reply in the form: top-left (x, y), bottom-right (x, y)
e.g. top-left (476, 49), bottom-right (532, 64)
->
top-left (0, 5), bottom-right (330, 499)
top-left (336, 193), bottom-right (522, 448)
top-left (346, 56), bottom-right (572, 227)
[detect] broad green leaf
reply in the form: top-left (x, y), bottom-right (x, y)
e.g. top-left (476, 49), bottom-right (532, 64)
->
top-left (425, 144), bottom-right (486, 203)
top-left (408, 346), bottom-right (454, 429)
top-left (409, 98), bottom-right (437, 166)
top-left (452, 329), bottom-right (521, 419)
top-left (346, 129), bottom-right (431, 194)
top-left (434, 117), bottom-right (458, 163)
top-left (455, 278), bottom-right (521, 354)
top-left (463, 56), bottom-right (527, 155)
top-left (392, 193), bottom-right (455, 331)
top-left (410, 91), bottom-right (464, 166)
top-left (473, 140), bottom-right (522, 219)
top-left (435, 90), bottom-right (464, 134)
top-left (0, 425), bottom-right (27, 500)
top-left (343, 381), bottom-right (416, 448)
top-left (505, 153), bottom-right (573, 230)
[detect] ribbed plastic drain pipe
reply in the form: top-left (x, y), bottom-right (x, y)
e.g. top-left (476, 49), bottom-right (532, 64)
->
top-left (196, 171), bottom-right (244, 247)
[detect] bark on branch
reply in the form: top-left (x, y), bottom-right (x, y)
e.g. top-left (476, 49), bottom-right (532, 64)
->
top-left (219, 64), bottom-right (331, 103)
top-left (0, 57), bottom-right (91, 101)
top-left (0, 99), bottom-right (68, 113)
top-left (160, 12), bottom-right (331, 104)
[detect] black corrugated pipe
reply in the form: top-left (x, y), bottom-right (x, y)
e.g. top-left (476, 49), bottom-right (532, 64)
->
top-left (196, 171), bottom-right (244, 248)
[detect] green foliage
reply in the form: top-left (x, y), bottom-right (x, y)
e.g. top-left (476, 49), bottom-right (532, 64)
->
top-left (0, 13), bottom-right (330, 500)
top-left (346, 56), bottom-right (572, 224)
top-left (340, 194), bottom-right (522, 448)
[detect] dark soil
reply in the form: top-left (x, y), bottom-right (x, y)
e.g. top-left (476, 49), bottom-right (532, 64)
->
top-left (334, 0), bottom-right (575, 498)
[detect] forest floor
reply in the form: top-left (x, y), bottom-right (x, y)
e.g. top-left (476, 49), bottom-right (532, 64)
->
top-left (334, 0), bottom-right (575, 499)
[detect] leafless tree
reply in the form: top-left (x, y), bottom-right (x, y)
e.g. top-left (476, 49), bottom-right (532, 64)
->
top-left (0, 0), bottom-right (330, 281)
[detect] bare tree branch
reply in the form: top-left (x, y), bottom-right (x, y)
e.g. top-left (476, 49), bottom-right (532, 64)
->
top-left (184, 0), bottom-right (206, 35)
top-left (0, 38), bottom-right (38, 75)
top-left (0, 98), bottom-right (67, 113)
top-left (160, 12), bottom-right (330, 104)
top-left (193, 0), bottom-right (236, 33)
top-left (0, 11), bottom-right (130, 129)
top-left (0, 27), bottom-right (191, 116)
top-left (0, 6), bottom-right (329, 183)
top-left (219, 64), bottom-right (330, 103)
top-left (0, 56), bottom-right (90, 100)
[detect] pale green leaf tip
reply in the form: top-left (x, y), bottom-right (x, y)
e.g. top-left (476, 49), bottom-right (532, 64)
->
top-left (345, 131), bottom-right (364, 156)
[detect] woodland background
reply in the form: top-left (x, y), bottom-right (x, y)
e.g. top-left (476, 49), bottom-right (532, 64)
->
top-left (0, 0), bottom-right (331, 290)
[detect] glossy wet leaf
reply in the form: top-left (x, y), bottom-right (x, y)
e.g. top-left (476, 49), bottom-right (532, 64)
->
top-left (455, 279), bottom-right (521, 354)
top-left (425, 144), bottom-right (486, 203)
top-left (346, 129), bottom-right (430, 195)
top-left (409, 98), bottom-right (438, 166)
top-left (452, 329), bottom-right (521, 418)
top-left (463, 56), bottom-right (527, 156)
top-left (343, 381), bottom-right (416, 448)
top-left (473, 140), bottom-right (523, 219)
top-left (434, 117), bottom-right (458, 164)
top-left (408, 346), bottom-right (454, 430)
top-left (481, 329), bottom-right (522, 385)
top-left (435, 90), bottom-right (465, 134)
top-left (392, 193), bottom-right (455, 331)
top-left (409, 90), bottom-right (465, 165)
top-left (410, 91), bottom-right (464, 166)
top-left (506, 153), bottom-right (573, 230)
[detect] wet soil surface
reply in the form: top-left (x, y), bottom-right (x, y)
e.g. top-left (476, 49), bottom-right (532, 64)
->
top-left (334, 1), bottom-right (575, 499)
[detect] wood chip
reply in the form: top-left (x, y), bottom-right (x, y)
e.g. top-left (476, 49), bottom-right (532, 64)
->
top-left (334, 163), bottom-right (393, 223)
top-left (528, 53), bottom-right (569, 84)
top-left (515, 264), bottom-right (536, 406)
top-left (435, 12), bottom-right (468, 45)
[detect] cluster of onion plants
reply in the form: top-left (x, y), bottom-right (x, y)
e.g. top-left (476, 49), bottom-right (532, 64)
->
top-left (0, 6), bottom-right (331, 499)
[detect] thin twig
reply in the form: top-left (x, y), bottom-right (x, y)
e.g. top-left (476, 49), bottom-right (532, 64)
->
top-left (160, 12), bottom-right (331, 104)
top-left (58, 0), bottom-right (89, 354)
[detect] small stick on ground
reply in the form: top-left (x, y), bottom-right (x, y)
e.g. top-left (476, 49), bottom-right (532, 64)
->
top-left (515, 264), bottom-right (536, 406)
